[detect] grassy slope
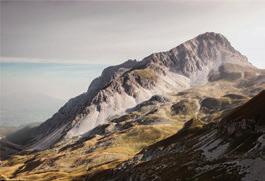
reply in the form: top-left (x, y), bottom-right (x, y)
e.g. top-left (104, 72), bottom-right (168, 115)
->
top-left (0, 80), bottom-right (263, 180)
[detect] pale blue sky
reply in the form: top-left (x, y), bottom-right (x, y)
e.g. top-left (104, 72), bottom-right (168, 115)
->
top-left (1, 1), bottom-right (265, 68)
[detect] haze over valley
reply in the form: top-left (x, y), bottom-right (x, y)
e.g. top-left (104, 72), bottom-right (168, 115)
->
top-left (0, 63), bottom-right (107, 128)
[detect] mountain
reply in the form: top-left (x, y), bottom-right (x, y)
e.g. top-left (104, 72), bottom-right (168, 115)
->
top-left (2, 82), bottom-right (263, 180)
top-left (89, 91), bottom-right (265, 181)
top-left (1, 32), bottom-right (265, 180)
top-left (8, 32), bottom-right (259, 150)
top-left (0, 139), bottom-right (23, 160)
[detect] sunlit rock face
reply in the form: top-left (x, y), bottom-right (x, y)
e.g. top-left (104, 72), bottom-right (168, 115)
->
top-left (15, 32), bottom-right (259, 150)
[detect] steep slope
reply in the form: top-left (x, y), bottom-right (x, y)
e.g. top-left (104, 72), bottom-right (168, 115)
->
top-left (91, 91), bottom-right (265, 181)
top-left (0, 79), bottom-right (264, 180)
top-left (219, 90), bottom-right (265, 137)
top-left (0, 139), bottom-right (23, 160)
top-left (9, 32), bottom-right (258, 151)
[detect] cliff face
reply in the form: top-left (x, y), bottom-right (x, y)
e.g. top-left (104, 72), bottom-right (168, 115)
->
top-left (8, 32), bottom-right (258, 150)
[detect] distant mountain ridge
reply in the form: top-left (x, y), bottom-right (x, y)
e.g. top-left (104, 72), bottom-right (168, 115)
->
top-left (8, 32), bottom-right (261, 151)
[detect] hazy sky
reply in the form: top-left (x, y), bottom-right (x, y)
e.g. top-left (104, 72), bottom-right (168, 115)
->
top-left (1, 1), bottom-right (265, 68)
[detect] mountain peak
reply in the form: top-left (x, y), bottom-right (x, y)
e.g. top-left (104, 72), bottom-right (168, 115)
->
top-left (145, 32), bottom-right (252, 84)
top-left (196, 32), bottom-right (227, 40)
top-left (12, 32), bottom-right (258, 150)
top-left (196, 32), bottom-right (235, 48)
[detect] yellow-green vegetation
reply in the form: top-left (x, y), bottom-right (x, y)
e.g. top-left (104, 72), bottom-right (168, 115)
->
top-left (111, 124), bottom-right (182, 154)
top-left (133, 68), bottom-right (158, 80)
top-left (0, 80), bottom-right (254, 181)
top-left (0, 119), bottom-right (183, 181)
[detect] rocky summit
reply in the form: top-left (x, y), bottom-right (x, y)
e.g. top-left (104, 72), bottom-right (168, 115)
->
top-left (1, 32), bottom-right (265, 181)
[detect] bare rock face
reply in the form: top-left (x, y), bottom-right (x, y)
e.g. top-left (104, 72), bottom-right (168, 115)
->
top-left (11, 32), bottom-right (260, 150)
top-left (87, 59), bottom-right (138, 95)
top-left (148, 32), bottom-right (253, 85)
top-left (126, 95), bottom-right (169, 113)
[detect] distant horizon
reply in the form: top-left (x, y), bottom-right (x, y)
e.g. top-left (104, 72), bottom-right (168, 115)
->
top-left (0, 57), bottom-right (110, 65)
top-left (1, 50), bottom-right (265, 69)
top-left (1, 42), bottom-right (265, 69)
top-left (0, 62), bottom-right (108, 127)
